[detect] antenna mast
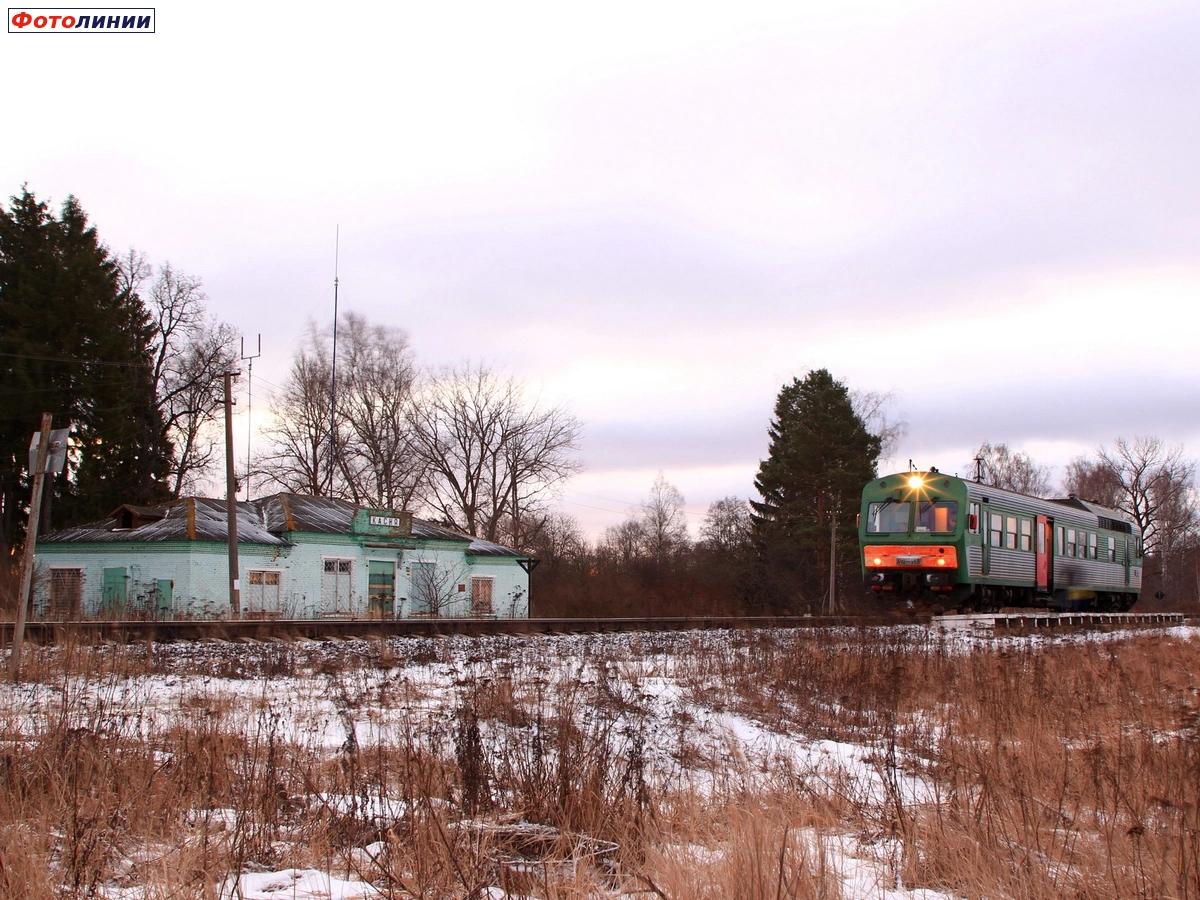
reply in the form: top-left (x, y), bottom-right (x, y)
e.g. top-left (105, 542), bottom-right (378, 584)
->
top-left (241, 334), bottom-right (262, 501)
top-left (327, 226), bottom-right (340, 495)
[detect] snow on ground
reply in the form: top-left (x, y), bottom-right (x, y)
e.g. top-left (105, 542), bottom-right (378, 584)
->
top-left (6, 624), bottom-right (1196, 898)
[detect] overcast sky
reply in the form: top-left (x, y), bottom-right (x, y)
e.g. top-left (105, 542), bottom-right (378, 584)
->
top-left (5, 0), bottom-right (1198, 536)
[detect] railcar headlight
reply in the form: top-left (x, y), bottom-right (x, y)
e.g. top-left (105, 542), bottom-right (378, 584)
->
top-left (873, 557), bottom-right (882, 565)
top-left (907, 475), bottom-right (925, 489)
top-left (937, 558), bottom-right (946, 566)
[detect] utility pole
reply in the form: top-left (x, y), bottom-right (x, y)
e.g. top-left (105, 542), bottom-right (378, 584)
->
top-left (223, 372), bottom-right (241, 619)
top-left (828, 514), bottom-right (838, 615)
top-left (9, 413), bottom-right (51, 680)
top-left (240, 334), bottom-right (261, 501)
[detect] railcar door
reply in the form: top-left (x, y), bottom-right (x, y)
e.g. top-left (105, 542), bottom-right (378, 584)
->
top-left (1035, 515), bottom-right (1051, 593)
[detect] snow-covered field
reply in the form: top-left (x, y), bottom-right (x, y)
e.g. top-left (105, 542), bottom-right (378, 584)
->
top-left (3, 624), bottom-right (1197, 898)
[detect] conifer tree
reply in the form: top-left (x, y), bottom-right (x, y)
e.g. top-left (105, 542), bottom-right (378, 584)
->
top-left (751, 369), bottom-right (881, 612)
top-left (0, 188), bottom-right (170, 555)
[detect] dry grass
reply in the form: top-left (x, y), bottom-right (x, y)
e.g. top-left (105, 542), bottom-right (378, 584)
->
top-left (2, 626), bottom-right (1198, 897)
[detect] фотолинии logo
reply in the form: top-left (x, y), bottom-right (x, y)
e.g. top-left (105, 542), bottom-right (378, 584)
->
top-left (8, 8), bottom-right (154, 32)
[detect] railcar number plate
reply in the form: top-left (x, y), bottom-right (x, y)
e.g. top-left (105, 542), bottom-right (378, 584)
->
top-left (896, 555), bottom-right (922, 566)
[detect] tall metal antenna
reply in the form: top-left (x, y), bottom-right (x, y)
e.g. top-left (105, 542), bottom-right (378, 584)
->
top-left (240, 333), bottom-right (262, 501)
top-left (327, 226), bottom-right (340, 495)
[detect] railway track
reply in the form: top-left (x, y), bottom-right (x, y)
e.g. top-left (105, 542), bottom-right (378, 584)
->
top-left (0, 614), bottom-right (914, 645)
top-left (0, 610), bottom-right (1189, 645)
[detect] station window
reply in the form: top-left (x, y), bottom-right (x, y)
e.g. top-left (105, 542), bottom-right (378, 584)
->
top-left (1108, 536), bottom-right (1116, 562)
top-left (1066, 528), bottom-right (1076, 557)
top-left (1088, 532), bottom-right (1097, 559)
top-left (1004, 516), bottom-right (1017, 550)
top-left (989, 512), bottom-right (1003, 547)
top-left (1019, 518), bottom-right (1032, 552)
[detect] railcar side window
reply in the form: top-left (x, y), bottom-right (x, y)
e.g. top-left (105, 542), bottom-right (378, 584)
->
top-left (1066, 529), bottom-right (1076, 557)
top-left (1089, 532), bottom-right (1097, 559)
top-left (1056, 526), bottom-right (1063, 555)
top-left (916, 501), bottom-right (957, 533)
top-left (989, 513), bottom-right (1003, 548)
top-left (1019, 518), bottom-right (1032, 552)
top-left (1005, 516), bottom-right (1017, 550)
top-left (1108, 536), bottom-right (1116, 562)
top-left (867, 501), bottom-right (910, 533)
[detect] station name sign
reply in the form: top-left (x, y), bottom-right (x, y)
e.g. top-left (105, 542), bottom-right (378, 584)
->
top-left (369, 514), bottom-right (405, 528)
top-left (352, 507), bottom-right (413, 537)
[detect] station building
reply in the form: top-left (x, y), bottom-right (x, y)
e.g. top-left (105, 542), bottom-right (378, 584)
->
top-left (32, 493), bottom-right (531, 619)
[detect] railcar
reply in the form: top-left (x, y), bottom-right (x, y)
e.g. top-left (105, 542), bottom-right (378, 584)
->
top-left (858, 470), bottom-right (1142, 611)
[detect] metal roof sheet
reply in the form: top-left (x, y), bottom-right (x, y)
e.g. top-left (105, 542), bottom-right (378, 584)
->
top-left (41, 491), bottom-right (523, 555)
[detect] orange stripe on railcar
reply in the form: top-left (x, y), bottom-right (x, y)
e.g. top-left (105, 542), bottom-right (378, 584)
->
top-left (863, 545), bottom-right (958, 569)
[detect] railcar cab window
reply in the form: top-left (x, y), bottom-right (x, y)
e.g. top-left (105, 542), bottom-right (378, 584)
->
top-left (867, 500), bottom-right (910, 533)
top-left (916, 501), bottom-right (957, 533)
top-left (968, 502), bottom-right (980, 533)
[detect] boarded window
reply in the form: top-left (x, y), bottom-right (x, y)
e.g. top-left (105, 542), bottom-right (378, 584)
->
top-left (321, 559), bottom-right (353, 613)
top-left (470, 577), bottom-right (494, 616)
top-left (246, 570), bottom-right (282, 615)
top-left (49, 568), bottom-right (83, 617)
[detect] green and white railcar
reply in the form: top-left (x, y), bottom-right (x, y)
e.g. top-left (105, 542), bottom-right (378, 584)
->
top-left (858, 470), bottom-right (1142, 611)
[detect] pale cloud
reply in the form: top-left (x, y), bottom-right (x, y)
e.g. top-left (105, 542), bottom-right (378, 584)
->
top-left (3, 0), bottom-right (1198, 537)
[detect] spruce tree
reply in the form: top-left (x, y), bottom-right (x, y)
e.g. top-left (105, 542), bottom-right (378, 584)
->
top-left (0, 188), bottom-right (170, 555)
top-left (751, 369), bottom-right (881, 612)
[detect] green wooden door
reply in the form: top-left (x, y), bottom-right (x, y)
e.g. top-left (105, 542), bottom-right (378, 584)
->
top-left (102, 567), bottom-right (127, 611)
top-left (368, 560), bottom-right (395, 617)
top-left (156, 579), bottom-right (173, 616)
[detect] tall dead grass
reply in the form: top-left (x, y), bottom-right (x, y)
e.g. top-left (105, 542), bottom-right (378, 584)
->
top-left (2, 627), bottom-right (1198, 897)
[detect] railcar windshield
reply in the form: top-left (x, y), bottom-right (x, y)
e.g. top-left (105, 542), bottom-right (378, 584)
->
top-left (867, 500), bottom-right (910, 533)
top-left (916, 501), bottom-right (958, 533)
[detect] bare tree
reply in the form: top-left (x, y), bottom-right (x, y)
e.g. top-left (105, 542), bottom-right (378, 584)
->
top-left (851, 390), bottom-right (906, 459)
top-left (1095, 436), bottom-right (1196, 559)
top-left (116, 252), bottom-right (237, 496)
top-left (599, 519), bottom-right (648, 567)
top-left (968, 442), bottom-right (1051, 496)
top-left (1063, 456), bottom-right (1124, 508)
top-left (259, 325), bottom-right (334, 496)
top-left (408, 364), bottom-right (580, 541)
top-left (333, 313), bottom-right (426, 510)
top-left (700, 496), bottom-right (752, 554)
top-left (640, 473), bottom-right (689, 564)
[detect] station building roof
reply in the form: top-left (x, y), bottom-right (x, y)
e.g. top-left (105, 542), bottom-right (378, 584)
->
top-left (41, 492), bottom-right (522, 557)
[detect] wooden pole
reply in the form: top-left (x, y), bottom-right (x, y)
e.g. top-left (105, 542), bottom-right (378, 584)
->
top-left (224, 372), bottom-right (241, 619)
top-left (9, 413), bottom-right (52, 680)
